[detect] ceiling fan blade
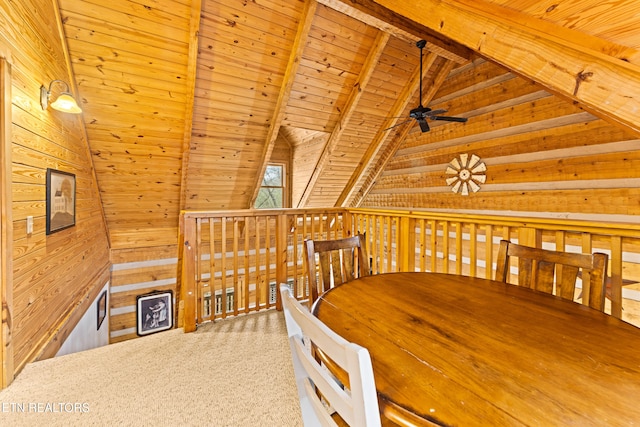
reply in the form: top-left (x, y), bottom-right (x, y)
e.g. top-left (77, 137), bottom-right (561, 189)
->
top-left (424, 109), bottom-right (448, 116)
top-left (383, 118), bottom-right (413, 131)
top-left (417, 118), bottom-right (430, 132)
top-left (431, 116), bottom-right (468, 122)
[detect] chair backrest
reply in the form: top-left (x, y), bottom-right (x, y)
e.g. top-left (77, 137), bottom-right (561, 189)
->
top-left (280, 285), bottom-right (381, 427)
top-left (304, 234), bottom-right (369, 308)
top-left (495, 240), bottom-right (608, 311)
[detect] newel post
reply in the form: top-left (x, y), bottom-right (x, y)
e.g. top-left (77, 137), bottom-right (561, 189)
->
top-left (275, 213), bottom-right (288, 311)
top-left (0, 55), bottom-right (15, 388)
top-left (343, 210), bottom-right (353, 237)
top-left (517, 227), bottom-right (541, 248)
top-left (398, 216), bottom-right (416, 272)
top-left (609, 236), bottom-right (623, 318)
top-left (179, 213), bottom-right (197, 332)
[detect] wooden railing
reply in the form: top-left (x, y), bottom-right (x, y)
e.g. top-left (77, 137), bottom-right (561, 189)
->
top-left (177, 208), bottom-right (640, 332)
top-left (177, 209), bottom-right (352, 332)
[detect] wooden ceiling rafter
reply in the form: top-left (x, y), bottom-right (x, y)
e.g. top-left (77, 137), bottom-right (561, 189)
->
top-left (178, 0), bottom-right (203, 211)
top-left (350, 57), bottom-right (456, 206)
top-left (369, 0), bottom-right (640, 136)
top-left (297, 30), bottom-right (391, 207)
top-left (249, 0), bottom-right (318, 208)
top-left (317, 0), bottom-right (471, 64)
top-left (336, 50), bottom-right (439, 206)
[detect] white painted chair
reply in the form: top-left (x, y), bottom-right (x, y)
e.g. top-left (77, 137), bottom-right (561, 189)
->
top-left (280, 284), bottom-right (381, 427)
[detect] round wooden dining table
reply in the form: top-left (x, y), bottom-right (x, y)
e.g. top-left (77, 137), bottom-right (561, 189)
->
top-left (311, 272), bottom-right (640, 426)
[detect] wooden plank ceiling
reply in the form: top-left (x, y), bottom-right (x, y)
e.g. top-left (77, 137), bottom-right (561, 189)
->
top-left (56, 0), bottom-right (640, 248)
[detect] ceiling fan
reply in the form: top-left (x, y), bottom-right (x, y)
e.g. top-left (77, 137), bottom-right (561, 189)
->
top-left (388, 40), bottom-right (468, 133)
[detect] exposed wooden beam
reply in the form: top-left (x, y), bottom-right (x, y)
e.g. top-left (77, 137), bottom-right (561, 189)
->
top-left (370, 0), bottom-right (640, 135)
top-left (178, 0), bottom-right (203, 211)
top-left (351, 57), bottom-right (455, 207)
top-left (336, 50), bottom-right (439, 206)
top-left (317, 0), bottom-right (471, 64)
top-left (175, 0), bottom-right (203, 334)
top-left (249, 0), bottom-right (318, 208)
top-left (297, 30), bottom-right (391, 207)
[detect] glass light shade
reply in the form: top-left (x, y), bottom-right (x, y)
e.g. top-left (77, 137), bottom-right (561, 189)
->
top-left (49, 92), bottom-right (82, 114)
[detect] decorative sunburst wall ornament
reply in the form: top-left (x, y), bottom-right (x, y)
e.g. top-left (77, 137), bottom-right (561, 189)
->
top-left (445, 154), bottom-right (487, 195)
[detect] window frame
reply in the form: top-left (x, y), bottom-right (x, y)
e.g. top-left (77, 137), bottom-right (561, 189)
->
top-left (255, 162), bottom-right (287, 209)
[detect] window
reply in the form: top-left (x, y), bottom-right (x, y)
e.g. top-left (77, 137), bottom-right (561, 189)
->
top-left (255, 164), bottom-right (285, 208)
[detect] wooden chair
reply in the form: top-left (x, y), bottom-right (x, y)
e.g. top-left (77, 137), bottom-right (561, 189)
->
top-left (495, 240), bottom-right (609, 311)
top-left (280, 285), bottom-right (381, 427)
top-left (304, 234), bottom-right (369, 308)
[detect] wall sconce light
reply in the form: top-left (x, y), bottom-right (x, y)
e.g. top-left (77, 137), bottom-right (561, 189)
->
top-left (40, 80), bottom-right (82, 114)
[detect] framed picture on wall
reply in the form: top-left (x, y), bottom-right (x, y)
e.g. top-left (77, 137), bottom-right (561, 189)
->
top-left (136, 291), bottom-right (173, 336)
top-left (96, 290), bottom-right (107, 330)
top-left (46, 168), bottom-right (76, 234)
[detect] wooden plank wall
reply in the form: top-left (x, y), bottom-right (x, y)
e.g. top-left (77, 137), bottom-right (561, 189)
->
top-left (363, 59), bottom-right (640, 221)
top-left (286, 127), bottom-right (328, 207)
top-left (1, 43), bottom-right (14, 389)
top-left (57, 0), bottom-right (192, 249)
top-left (109, 245), bottom-right (177, 343)
top-left (56, 0), bottom-right (196, 344)
top-left (0, 0), bottom-right (110, 377)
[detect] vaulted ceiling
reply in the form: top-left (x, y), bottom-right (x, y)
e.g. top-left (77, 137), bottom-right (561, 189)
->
top-left (55, 0), bottom-right (640, 248)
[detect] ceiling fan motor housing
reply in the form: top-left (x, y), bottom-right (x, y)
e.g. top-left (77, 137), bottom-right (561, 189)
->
top-left (410, 105), bottom-right (432, 119)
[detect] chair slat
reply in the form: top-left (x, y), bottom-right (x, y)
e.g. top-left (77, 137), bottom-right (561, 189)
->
top-left (330, 252), bottom-right (343, 286)
top-left (518, 258), bottom-right (534, 288)
top-left (318, 252), bottom-right (333, 294)
top-left (556, 264), bottom-right (580, 300)
top-left (535, 260), bottom-right (556, 292)
top-left (344, 250), bottom-right (355, 282)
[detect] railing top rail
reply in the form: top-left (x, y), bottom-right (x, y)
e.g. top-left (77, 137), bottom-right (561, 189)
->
top-left (346, 208), bottom-right (640, 237)
top-left (181, 208), bottom-right (347, 219)
top-left (180, 207), bottom-right (640, 237)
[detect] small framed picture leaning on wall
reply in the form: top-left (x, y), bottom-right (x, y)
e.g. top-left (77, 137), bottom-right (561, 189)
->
top-left (46, 168), bottom-right (76, 235)
top-left (136, 291), bottom-right (173, 336)
top-left (97, 290), bottom-right (107, 331)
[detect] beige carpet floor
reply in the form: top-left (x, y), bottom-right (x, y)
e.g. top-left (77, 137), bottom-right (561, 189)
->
top-left (0, 309), bottom-right (303, 426)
